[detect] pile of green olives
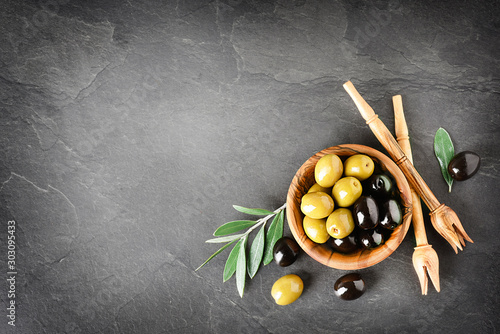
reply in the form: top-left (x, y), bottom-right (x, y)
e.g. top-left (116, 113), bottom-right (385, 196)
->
top-left (301, 154), bottom-right (403, 253)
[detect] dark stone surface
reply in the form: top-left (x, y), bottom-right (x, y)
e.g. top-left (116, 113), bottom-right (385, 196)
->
top-left (1, 0), bottom-right (499, 333)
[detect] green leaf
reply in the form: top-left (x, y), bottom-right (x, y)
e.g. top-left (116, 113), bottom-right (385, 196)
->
top-left (213, 220), bottom-right (257, 236)
top-left (196, 240), bottom-right (237, 271)
top-left (434, 127), bottom-right (455, 192)
top-left (233, 205), bottom-right (274, 216)
top-left (205, 233), bottom-right (245, 243)
top-left (247, 224), bottom-right (266, 278)
top-left (223, 239), bottom-right (242, 282)
top-left (236, 235), bottom-right (248, 298)
top-left (263, 209), bottom-right (284, 265)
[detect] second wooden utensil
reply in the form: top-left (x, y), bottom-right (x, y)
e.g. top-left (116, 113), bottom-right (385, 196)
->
top-left (343, 81), bottom-right (473, 253)
top-left (393, 95), bottom-right (440, 294)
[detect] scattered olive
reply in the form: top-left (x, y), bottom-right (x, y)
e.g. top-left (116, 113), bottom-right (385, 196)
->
top-left (271, 274), bottom-right (304, 305)
top-left (379, 198), bottom-right (402, 230)
top-left (301, 191), bottom-right (335, 219)
top-left (357, 228), bottom-right (385, 249)
top-left (330, 234), bottom-right (358, 254)
top-left (314, 154), bottom-right (343, 187)
top-left (366, 174), bottom-right (394, 198)
top-left (344, 154), bottom-right (375, 181)
top-left (273, 237), bottom-right (300, 267)
top-left (448, 151), bottom-right (480, 181)
top-left (334, 273), bottom-right (366, 300)
top-left (326, 208), bottom-right (355, 239)
top-left (353, 196), bottom-right (379, 230)
top-left (303, 216), bottom-right (330, 244)
top-left (332, 177), bottom-right (362, 207)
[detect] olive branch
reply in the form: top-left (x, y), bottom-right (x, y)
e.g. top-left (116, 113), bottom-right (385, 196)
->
top-left (196, 203), bottom-right (287, 297)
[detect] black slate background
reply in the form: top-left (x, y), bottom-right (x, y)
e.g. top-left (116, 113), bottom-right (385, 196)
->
top-left (1, 0), bottom-right (499, 333)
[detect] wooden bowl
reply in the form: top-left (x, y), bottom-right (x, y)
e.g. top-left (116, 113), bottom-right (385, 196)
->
top-left (286, 144), bottom-right (412, 270)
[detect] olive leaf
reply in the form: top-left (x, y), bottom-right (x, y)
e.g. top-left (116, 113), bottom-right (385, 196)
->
top-left (196, 240), bottom-right (236, 271)
top-left (236, 235), bottom-right (248, 298)
top-left (223, 239), bottom-right (242, 282)
top-left (233, 205), bottom-right (274, 216)
top-left (434, 127), bottom-right (455, 192)
top-left (198, 203), bottom-right (286, 298)
top-left (213, 220), bottom-right (257, 236)
top-left (247, 224), bottom-right (266, 279)
top-left (263, 209), bottom-right (284, 265)
top-left (205, 233), bottom-right (245, 243)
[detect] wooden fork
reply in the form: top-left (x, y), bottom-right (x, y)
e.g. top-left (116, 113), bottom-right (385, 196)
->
top-left (393, 95), bottom-right (440, 294)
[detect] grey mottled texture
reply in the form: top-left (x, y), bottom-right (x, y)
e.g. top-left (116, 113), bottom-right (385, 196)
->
top-left (0, 0), bottom-right (499, 333)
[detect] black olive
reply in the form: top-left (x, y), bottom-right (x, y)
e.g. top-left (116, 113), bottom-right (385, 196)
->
top-left (379, 199), bottom-right (402, 230)
top-left (334, 273), bottom-right (366, 300)
top-left (448, 151), bottom-right (480, 181)
top-left (357, 228), bottom-right (385, 249)
top-left (330, 234), bottom-right (358, 254)
top-left (353, 196), bottom-right (379, 230)
top-left (273, 237), bottom-right (300, 267)
top-left (366, 174), bottom-right (394, 198)
top-left (378, 225), bottom-right (395, 241)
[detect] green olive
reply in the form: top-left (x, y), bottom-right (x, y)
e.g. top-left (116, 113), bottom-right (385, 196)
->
top-left (308, 183), bottom-right (331, 194)
top-left (344, 154), bottom-right (375, 181)
top-left (332, 177), bottom-right (362, 207)
top-left (300, 191), bottom-right (334, 219)
top-left (271, 274), bottom-right (304, 305)
top-left (314, 154), bottom-right (343, 188)
top-left (326, 208), bottom-right (355, 239)
top-left (303, 216), bottom-right (330, 244)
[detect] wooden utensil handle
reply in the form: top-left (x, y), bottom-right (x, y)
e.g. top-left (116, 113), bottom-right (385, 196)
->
top-left (393, 95), bottom-right (428, 246)
top-left (343, 81), bottom-right (441, 211)
top-left (393, 95), bottom-right (411, 162)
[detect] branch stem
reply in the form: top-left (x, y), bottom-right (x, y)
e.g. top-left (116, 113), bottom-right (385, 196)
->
top-left (244, 203), bottom-right (287, 236)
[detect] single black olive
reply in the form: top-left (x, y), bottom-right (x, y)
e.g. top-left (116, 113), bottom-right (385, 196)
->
top-left (379, 199), bottom-right (402, 230)
top-left (366, 174), bottom-right (394, 198)
top-left (357, 228), bottom-right (385, 249)
top-left (377, 225), bottom-right (395, 241)
top-left (334, 273), bottom-right (366, 300)
top-left (330, 234), bottom-right (358, 254)
top-left (448, 151), bottom-right (480, 181)
top-left (273, 237), bottom-right (300, 267)
top-left (353, 196), bottom-right (379, 230)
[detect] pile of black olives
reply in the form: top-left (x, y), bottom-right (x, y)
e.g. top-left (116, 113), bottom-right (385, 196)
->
top-left (300, 154), bottom-right (403, 254)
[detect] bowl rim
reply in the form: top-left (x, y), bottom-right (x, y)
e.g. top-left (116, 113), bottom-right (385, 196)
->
top-left (286, 144), bottom-right (413, 270)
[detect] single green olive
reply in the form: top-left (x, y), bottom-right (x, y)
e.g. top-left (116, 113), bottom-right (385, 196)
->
top-left (315, 154), bottom-right (343, 188)
top-left (301, 191), bottom-right (334, 219)
top-left (271, 274), bottom-right (304, 305)
top-left (326, 208), bottom-right (355, 239)
top-left (303, 216), bottom-right (330, 244)
top-left (332, 177), bottom-right (363, 207)
top-left (344, 154), bottom-right (375, 181)
top-left (308, 183), bottom-right (331, 194)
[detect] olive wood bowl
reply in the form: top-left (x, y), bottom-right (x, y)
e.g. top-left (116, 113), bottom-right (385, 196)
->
top-left (286, 144), bottom-right (413, 270)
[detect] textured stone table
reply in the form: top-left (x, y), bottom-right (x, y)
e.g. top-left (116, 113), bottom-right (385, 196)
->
top-left (1, 0), bottom-right (499, 333)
